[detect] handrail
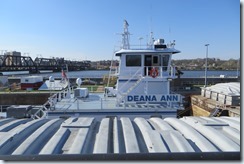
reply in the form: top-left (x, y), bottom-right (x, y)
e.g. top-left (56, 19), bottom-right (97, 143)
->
top-left (108, 66), bottom-right (119, 76)
top-left (116, 67), bottom-right (144, 106)
top-left (177, 107), bottom-right (191, 118)
top-left (117, 67), bottom-right (143, 95)
top-left (116, 76), bottom-right (143, 106)
top-left (32, 86), bottom-right (75, 119)
top-left (116, 65), bottom-right (176, 106)
top-left (143, 66), bottom-right (175, 78)
top-left (119, 66), bottom-right (175, 78)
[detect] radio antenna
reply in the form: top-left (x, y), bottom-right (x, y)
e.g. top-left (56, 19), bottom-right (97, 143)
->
top-left (121, 20), bottom-right (130, 49)
top-left (148, 5), bottom-right (154, 48)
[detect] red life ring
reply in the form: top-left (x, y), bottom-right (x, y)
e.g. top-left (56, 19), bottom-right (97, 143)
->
top-left (150, 67), bottom-right (159, 78)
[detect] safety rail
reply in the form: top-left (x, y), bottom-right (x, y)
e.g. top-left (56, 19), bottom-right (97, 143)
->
top-left (177, 107), bottom-right (191, 118)
top-left (117, 67), bottom-right (144, 94)
top-left (32, 86), bottom-right (74, 119)
top-left (118, 66), bottom-right (176, 79)
top-left (116, 66), bottom-right (177, 106)
top-left (109, 66), bottom-right (119, 75)
top-left (116, 77), bottom-right (144, 106)
top-left (144, 66), bottom-right (176, 78)
top-left (116, 67), bottom-right (144, 105)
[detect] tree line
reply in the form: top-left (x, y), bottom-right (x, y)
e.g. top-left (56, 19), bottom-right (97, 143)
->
top-left (172, 58), bottom-right (240, 71)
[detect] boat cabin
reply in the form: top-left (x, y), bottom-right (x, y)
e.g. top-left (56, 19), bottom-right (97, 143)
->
top-left (115, 44), bottom-right (179, 78)
top-left (113, 39), bottom-right (181, 107)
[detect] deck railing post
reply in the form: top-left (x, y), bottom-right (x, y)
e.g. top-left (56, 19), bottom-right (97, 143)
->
top-left (77, 98), bottom-right (79, 110)
top-left (160, 66), bottom-right (163, 78)
top-left (101, 98), bottom-right (103, 109)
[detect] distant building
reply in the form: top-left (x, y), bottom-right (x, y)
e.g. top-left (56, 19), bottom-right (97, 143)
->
top-left (20, 76), bottom-right (43, 90)
top-left (4, 51), bottom-right (21, 66)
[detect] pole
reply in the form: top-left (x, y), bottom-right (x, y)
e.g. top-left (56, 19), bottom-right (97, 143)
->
top-left (204, 44), bottom-right (209, 87)
top-left (66, 64), bottom-right (71, 98)
top-left (139, 37), bottom-right (143, 49)
top-left (237, 58), bottom-right (239, 77)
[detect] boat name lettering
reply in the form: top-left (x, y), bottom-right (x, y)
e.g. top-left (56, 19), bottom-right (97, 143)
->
top-left (127, 94), bottom-right (180, 102)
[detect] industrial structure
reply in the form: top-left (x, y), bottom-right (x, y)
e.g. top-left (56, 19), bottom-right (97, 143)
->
top-left (0, 51), bottom-right (91, 73)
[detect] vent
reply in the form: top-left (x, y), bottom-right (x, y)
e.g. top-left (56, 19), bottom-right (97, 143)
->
top-left (74, 88), bottom-right (89, 98)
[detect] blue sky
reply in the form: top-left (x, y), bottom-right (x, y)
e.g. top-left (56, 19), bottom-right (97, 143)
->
top-left (0, 0), bottom-right (240, 61)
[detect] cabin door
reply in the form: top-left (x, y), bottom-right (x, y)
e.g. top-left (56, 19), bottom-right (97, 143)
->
top-left (144, 55), bottom-right (152, 76)
top-left (144, 55), bottom-right (161, 76)
top-left (152, 55), bottom-right (160, 66)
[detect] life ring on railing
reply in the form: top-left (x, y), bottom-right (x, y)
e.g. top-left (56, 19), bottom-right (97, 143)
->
top-left (150, 67), bottom-right (159, 78)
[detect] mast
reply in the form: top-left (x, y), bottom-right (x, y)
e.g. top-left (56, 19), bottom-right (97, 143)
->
top-left (147, 31), bottom-right (154, 49)
top-left (121, 20), bottom-right (130, 49)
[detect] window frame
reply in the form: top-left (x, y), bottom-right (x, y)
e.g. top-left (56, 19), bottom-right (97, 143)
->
top-left (126, 55), bottom-right (142, 67)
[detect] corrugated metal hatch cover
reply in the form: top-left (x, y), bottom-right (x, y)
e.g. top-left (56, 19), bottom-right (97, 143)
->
top-left (0, 116), bottom-right (240, 160)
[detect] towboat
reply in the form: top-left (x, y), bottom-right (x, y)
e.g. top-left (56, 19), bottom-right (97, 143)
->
top-left (26, 20), bottom-right (184, 119)
top-left (0, 20), bottom-right (240, 160)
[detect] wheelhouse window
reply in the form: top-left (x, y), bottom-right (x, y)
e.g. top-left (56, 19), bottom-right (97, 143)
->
top-left (126, 55), bottom-right (141, 66)
top-left (153, 56), bottom-right (158, 64)
top-left (162, 55), bottom-right (169, 71)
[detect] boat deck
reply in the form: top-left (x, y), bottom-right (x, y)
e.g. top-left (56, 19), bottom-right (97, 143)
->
top-left (54, 93), bottom-right (180, 110)
top-left (46, 93), bottom-right (181, 119)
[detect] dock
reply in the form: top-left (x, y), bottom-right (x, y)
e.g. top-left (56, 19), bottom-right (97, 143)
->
top-left (191, 95), bottom-right (240, 117)
top-left (190, 82), bottom-right (240, 117)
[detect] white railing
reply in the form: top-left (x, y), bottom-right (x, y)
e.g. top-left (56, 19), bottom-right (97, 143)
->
top-left (109, 65), bottom-right (176, 79)
top-left (119, 66), bottom-right (176, 79)
top-left (32, 86), bottom-right (74, 119)
top-left (114, 44), bottom-right (158, 51)
top-left (143, 66), bottom-right (176, 78)
top-left (109, 66), bottom-right (119, 75)
top-left (116, 67), bottom-right (144, 105)
top-left (115, 66), bottom-right (176, 106)
top-left (117, 67), bottom-right (143, 93)
top-left (116, 76), bottom-right (143, 106)
top-left (118, 68), bottom-right (142, 94)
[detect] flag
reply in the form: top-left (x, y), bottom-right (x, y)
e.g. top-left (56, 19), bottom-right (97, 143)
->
top-left (61, 69), bottom-right (67, 81)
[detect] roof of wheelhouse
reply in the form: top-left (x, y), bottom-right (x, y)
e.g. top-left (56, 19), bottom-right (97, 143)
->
top-left (115, 48), bottom-right (181, 56)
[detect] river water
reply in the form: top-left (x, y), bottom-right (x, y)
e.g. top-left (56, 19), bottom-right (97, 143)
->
top-left (2, 70), bottom-right (240, 78)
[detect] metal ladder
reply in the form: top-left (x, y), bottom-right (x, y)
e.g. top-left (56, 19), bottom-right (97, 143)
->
top-left (32, 87), bottom-right (73, 119)
top-left (209, 108), bottom-right (223, 117)
top-left (116, 76), bottom-right (143, 106)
